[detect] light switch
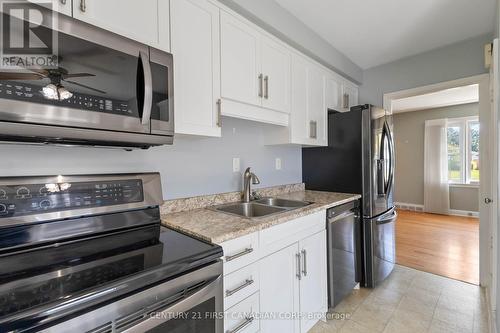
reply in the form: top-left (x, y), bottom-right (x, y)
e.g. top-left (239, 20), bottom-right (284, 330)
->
top-left (233, 158), bottom-right (240, 172)
top-left (275, 158), bottom-right (282, 170)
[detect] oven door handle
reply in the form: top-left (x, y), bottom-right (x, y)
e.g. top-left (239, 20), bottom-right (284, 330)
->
top-left (121, 275), bottom-right (222, 333)
top-left (140, 51), bottom-right (153, 126)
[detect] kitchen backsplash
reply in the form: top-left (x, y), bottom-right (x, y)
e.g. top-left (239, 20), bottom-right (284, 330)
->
top-left (0, 118), bottom-right (302, 200)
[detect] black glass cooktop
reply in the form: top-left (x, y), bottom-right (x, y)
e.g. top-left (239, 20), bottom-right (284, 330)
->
top-left (0, 225), bottom-right (223, 322)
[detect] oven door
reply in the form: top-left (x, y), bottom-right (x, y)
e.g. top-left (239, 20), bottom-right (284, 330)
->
top-left (43, 261), bottom-right (223, 333)
top-left (0, 4), bottom-right (171, 136)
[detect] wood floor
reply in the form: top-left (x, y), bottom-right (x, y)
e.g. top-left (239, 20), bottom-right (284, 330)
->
top-left (395, 210), bottom-right (479, 285)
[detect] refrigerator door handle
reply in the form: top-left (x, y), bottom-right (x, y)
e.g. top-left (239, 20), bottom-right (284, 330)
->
top-left (376, 209), bottom-right (397, 225)
top-left (377, 159), bottom-right (386, 195)
top-left (385, 124), bottom-right (395, 196)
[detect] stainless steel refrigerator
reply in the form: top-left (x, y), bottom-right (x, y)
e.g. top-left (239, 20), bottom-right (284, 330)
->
top-left (302, 104), bottom-right (396, 288)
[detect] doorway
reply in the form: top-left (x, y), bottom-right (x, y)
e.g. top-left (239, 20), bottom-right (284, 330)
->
top-left (384, 75), bottom-right (491, 286)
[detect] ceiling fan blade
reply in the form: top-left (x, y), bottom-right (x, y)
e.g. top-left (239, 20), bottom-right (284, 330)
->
top-left (62, 73), bottom-right (96, 79)
top-left (7, 57), bottom-right (50, 76)
top-left (63, 80), bottom-right (106, 95)
top-left (0, 72), bottom-right (45, 81)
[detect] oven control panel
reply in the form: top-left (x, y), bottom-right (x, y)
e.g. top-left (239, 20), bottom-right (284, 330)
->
top-left (0, 179), bottom-right (144, 218)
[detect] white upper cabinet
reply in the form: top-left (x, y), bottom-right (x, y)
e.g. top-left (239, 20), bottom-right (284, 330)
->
top-left (72, 0), bottom-right (169, 51)
top-left (325, 74), bottom-right (341, 111)
top-left (340, 81), bottom-right (359, 112)
top-left (220, 11), bottom-right (291, 125)
top-left (261, 36), bottom-right (291, 113)
top-left (171, 0), bottom-right (221, 137)
top-left (220, 11), bottom-right (262, 108)
top-left (288, 53), bottom-right (327, 146)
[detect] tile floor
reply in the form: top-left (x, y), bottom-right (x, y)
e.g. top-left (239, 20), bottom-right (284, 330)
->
top-left (310, 265), bottom-right (489, 333)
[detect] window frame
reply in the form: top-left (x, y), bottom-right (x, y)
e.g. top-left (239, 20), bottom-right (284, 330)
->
top-left (447, 116), bottom-right (479, 185)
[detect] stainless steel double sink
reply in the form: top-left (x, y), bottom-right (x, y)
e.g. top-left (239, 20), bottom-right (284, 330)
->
top-left (211, 198), bottom-right (312, 219)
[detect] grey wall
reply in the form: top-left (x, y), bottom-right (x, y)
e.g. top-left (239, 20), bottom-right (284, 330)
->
top-left (218, 0), bottom-right (363, 83)
top-left (0, 118), bottom-right (302, 200)
top-left (394, 103), bottom-right (479, 212)
top-left (359, 34), bottom-right (492, 106)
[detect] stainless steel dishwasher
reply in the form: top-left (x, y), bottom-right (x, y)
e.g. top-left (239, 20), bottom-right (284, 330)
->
top-left (327, 200), bottom-right (362, 309)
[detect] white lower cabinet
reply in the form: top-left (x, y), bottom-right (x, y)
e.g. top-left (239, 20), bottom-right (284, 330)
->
top-left (259, 243), bottom-right (301, 333)
top-left (225, 292), bottom-right (260, 333)
top-left (220, 211), bottom-right (327, 333)
top-left (299, 230), bottom-right (328, 333)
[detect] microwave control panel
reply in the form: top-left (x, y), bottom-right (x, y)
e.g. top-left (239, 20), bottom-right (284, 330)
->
top-left (0, 82), bottom-right (135, 116)
top-left (0, 179), bottom-right (144, 218)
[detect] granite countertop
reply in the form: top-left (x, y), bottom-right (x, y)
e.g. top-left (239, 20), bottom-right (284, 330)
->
top-left (160, 189), bottom-right (360, 244)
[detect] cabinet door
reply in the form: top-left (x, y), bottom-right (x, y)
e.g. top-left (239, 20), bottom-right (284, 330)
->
top-left (290, 54), bottom-right (309, 143)
top-left (341, 82), bottom-right (359, 111)
top-left (260, 244), bottom-right (300, 333)
top-left (220, 11), bottom-right (262, 107)
top-left (73, 0), bottom-right (161, 48)
top-left (171, 0), bottom-right (221, 137)
top-left (307, 65), bottom-right (327, 146)
top-left (299, 230), bottom-right (328, 333)
top-left (261, 36), bottom-right (290, 113)
top-left (325, 75), bottom-right (341, 111)
top-left (29, 0), bottom-right (72, 16)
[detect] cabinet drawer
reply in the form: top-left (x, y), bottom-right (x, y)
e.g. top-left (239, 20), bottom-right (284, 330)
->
top-left (224, 262), bottom-right (259, 310)
top-left (225, 292), bottom-right (260, 333)
top-left (221, 232), bottom-right (259, 275)
top-left (260, 210), bottom-right (325, 257)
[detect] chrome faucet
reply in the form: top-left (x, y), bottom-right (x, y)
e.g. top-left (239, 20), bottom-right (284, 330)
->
top-left (242, 167), bottom-right (261, 203)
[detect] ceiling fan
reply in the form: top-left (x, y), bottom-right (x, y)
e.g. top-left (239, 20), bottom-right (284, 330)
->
top-left (0, 65), bottom-right (106, 101)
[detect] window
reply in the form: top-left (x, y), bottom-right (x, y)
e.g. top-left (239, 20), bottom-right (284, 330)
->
top-left (447, 117), bottom-right (480, 184)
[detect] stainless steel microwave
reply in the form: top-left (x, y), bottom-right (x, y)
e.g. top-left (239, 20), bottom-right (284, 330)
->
top-left (0, 4), bottom-right (174, 149)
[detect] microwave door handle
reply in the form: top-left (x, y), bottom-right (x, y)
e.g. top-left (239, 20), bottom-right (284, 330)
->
top-left (140, 51), bottom-right (153, 126)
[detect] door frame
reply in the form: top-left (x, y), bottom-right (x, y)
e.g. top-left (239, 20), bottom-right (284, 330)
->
top-left (382, 73), bottom-right (494, 289)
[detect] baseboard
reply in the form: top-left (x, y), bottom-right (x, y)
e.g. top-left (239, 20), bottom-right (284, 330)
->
top-left (394, 202), bottom-right (424, 212)
top-left (395, 202), bottom-right (479, 217)
top-left (448, 209), bottom-right (479, 218)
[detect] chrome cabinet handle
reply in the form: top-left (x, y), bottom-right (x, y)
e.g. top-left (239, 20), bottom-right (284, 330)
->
top-left (226, 316), bottom-right (254, 333)
top-left (80, 0), bottom-right (86, 12)
top-left (310, 121), bottom-right (317, 139)
top-left (216, 99), bottom-right (222, 127)
top-left (301, 249), bottom-right (307, 276)
top-left (139, 51), bottom-right (153, 126)
top-left (225, 279), bottom-right (254, 297)
top-left (264, 75), bottom-right (269, 99)
top-left (485, 198), bottom-right (493, 204)
top-left (258, 74), bottom-right (263, 98)
top-left (296, 253), bottom-right (302, 280)
top-left (60, 0), bottom-right (67, 5)
top-left (225, 247), bottom-right (253, 262)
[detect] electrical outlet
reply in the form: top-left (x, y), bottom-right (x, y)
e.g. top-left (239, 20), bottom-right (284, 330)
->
top-left (275, 158), bottom-right (282, 170)
top-left (233, 158), bottom-right (240, 172)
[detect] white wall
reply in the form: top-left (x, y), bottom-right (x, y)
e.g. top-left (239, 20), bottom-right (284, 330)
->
top-left (360, 34), bottom-right (492, 106)
top-left (0, 118), bottom-right (302, 200)
top-left (218, 0), bottom-right (363, 83)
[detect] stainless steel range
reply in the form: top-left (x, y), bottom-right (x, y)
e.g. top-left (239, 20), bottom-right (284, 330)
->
top-left (0, 173), bottom-right (223, 332)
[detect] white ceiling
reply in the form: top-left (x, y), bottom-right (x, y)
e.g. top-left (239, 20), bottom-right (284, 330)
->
top-left (392, 84), bottom-right (479, 113)
top-left (274, 0), bottom-right (496, 69)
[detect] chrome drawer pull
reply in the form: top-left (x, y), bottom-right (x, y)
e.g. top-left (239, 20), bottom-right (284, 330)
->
top-left (225, 279), bottom-right (254, 297)
top-left (226, 316), bottom-right (254, 333)
top-left (225, 247), bottom-right (253, 262)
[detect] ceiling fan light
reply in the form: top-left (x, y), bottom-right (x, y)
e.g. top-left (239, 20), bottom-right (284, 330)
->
top-left (42, 84), bottom-right (58, 100)
top-left (57, 86), bottom-right (73, 101)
